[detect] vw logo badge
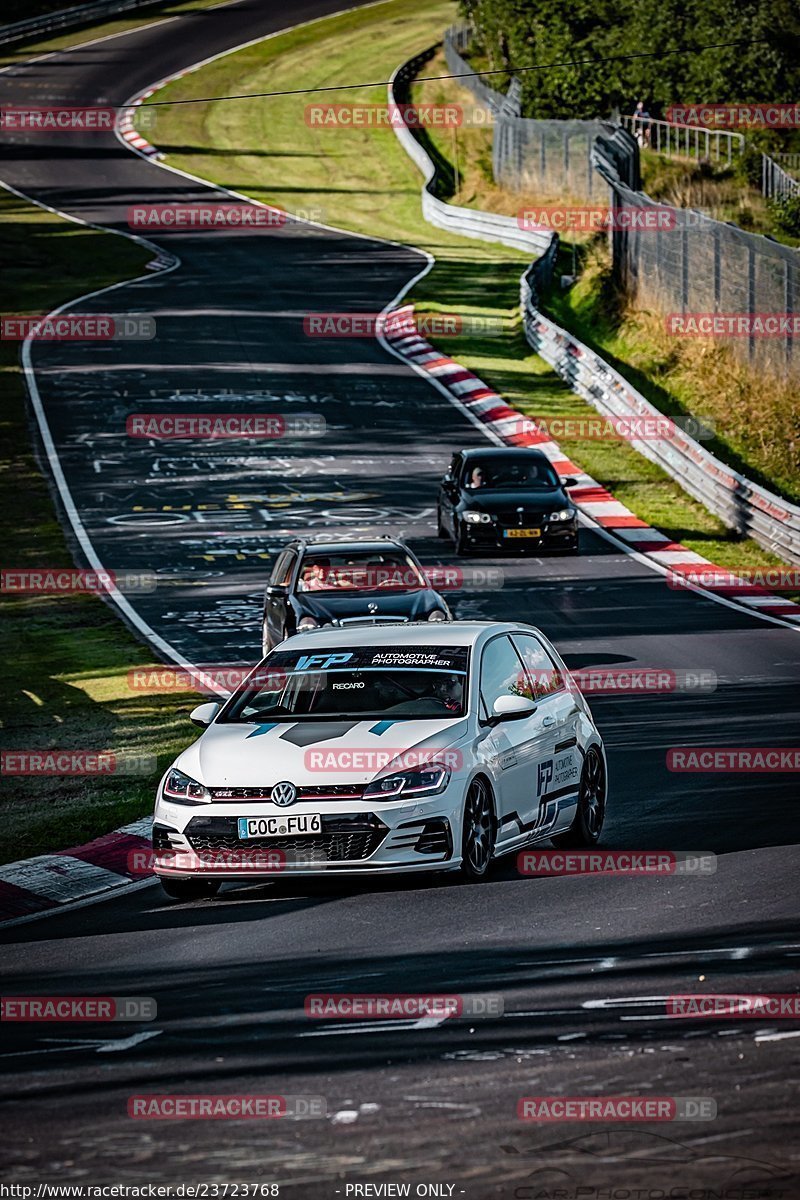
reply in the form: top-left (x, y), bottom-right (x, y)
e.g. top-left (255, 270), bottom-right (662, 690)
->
top-left (368, 602), bottom-right (378, 614)
top-left (271, 780), bottom-right (297, 807)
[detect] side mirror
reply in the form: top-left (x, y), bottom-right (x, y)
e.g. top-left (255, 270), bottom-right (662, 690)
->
top-left (190, 701), bottom-right (220, 727)
top-left (562, 476), bottom-right (578, 488)
top-left (265, 583), bottom-right (287, 597)
top-left (491, 694), bottom-right (537, 723)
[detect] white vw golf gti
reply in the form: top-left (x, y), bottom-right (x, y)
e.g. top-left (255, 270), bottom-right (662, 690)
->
top-left (152, 622), bottom-right (607, 899)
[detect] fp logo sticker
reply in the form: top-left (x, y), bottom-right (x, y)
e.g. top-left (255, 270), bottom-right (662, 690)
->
top-left (294, 652), bottom-right (354, 671)
top-left (537, 759), bottom-right (554, 796)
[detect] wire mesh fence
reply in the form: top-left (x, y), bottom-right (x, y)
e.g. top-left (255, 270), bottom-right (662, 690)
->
top-left (493, 116), bottom-right (607, 202)
top-left (444, 23), bottom-right (800, 380)
top-left (443, 26), bottom-right (604, 202)
top-left (443, 22), bottom-right (506, 114)
top-left (593, 129), bottom-right (800, 379)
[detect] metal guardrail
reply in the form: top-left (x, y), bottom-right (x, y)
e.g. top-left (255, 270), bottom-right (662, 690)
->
top-left (0, 0), bottom-right (158, 47)
top-left (389, 52), bottom-right (555, 258)
top-left (521, 289), bottom-right (800, 565)
top-left (389, 44), bottom-right (800, 566)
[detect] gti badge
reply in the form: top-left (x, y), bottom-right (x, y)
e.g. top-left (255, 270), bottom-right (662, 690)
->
top-left (271, 780), bottom-right (297, 807)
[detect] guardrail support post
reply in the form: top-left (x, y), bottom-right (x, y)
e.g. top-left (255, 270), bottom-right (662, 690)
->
top-left (748, 244), bottom-right (757, 363)
top-left (681, 222), bottom-right (689, 312)
top-left (785, 259), bottom-right (794, 368)
top-left (713, 227), bottom-right (722, 311)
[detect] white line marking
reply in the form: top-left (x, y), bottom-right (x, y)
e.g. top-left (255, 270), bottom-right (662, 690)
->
top-left (298, 1011), bottom-right (453, 1036)
top-left (0, 1030), bottom-right (162, 1057)
top-left (754, 1029), bottom-right (800, 1044)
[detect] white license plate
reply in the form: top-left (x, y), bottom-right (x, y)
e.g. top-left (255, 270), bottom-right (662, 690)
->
top-left (238, 814), bottom-right (322, 838)
top-left (504, 527), bottom-right (541, 538)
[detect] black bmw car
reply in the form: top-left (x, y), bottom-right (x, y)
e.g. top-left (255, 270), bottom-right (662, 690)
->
top-left (261, 536), bottom-right (452, 652)
top-left (437, 447), bottom-right (579, 555)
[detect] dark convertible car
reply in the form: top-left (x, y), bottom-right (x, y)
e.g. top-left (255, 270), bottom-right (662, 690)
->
top-left (261, 536), bottom-right (452, 652)
top-left (437, 447), bottom-right (579, 555)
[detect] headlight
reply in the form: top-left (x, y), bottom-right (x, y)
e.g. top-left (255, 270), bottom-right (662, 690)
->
top-left (363, 765), bottom-right (451, 799)
top-left (297, 616), bottom-right (319, 631)
top-left (427, 609), bottom-right (448, 622)
top-left (463, 511), bottom-right (491, 524)
top-left (162, 768), bottom-right (210, 805)
top-left (549, 508), bottom-right (575, 522)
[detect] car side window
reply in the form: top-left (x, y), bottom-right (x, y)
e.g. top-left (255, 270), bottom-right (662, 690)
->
top-left (448, 454), bottom-right (461, 482)
top-left (479, 635), bottom-right (535, 711)
top-left (511, 634), bottom-right (565, 700)
top-left (269, 550), bottom-right (295, 587)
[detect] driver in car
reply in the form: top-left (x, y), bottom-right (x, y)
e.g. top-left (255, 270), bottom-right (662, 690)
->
top-left (298, 559), bottom-right (330, 591)
top-left (431, 673), bottom-right (463, 713)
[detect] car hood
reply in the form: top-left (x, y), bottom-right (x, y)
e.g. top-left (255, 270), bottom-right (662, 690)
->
top-left (178, 715), bottom-right (468, 788)
top-left (460, 488), bottom-right (569, 513)
top-left (294, 588), bottom-right (445, 622)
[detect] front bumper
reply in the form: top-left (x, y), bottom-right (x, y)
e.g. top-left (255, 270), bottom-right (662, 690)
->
top-left (462, 520), bottom-right (577, 550)
top-left (152, 788), bottom-right (463, 878)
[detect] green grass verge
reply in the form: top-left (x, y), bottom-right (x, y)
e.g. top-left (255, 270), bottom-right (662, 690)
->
top-left (544, 242), bottom-right (800, 507)
top-left (0, 189), bottom-right (193, 863)
top-left (146, 0), bottom-right (792, 570)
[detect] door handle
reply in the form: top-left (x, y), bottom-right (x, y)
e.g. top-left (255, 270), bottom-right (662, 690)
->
top-left (542, 715), bottom-right (557, 728)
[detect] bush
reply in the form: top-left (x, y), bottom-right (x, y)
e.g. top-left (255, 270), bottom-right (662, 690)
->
top-left (769, 193), bottom-right (800, 237)
top-left (738, 144), bottom-right (764, 189)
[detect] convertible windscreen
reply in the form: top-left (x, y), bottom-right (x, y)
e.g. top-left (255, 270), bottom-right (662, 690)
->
top-left (296, 552), bottom-right (427, 593)
top-left (221, 645), bottom-right (470, 721)
top-left (463, 458), bottom-right (561, 490)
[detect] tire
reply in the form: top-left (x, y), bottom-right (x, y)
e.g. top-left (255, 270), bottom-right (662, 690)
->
top-left (454, 521), bottom-right (469, 557)
top-left (460, 777), bottom-right (496, 881)
top-left (160, 878), bottom-right (221, 901)
top-left (551, 746), bottom-right (606, 848)
top-left (436, 506), bottom-right (448, 538)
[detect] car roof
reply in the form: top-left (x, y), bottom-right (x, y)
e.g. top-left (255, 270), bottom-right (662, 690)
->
top-left (273, 620), bottom-right (542, 652)
top-left (459, 446), bottom-right (550, 462)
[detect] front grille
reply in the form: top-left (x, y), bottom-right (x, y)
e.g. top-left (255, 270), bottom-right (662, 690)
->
top-left (298, 784), bottom-right (365, 800)
top-left (185, 814), bottom-right (388, 862)
top-left (414, 820), bottom-right (452, 855)
top-left (153, 823), bottom-right (178, 851)
top-left (392, 818), bottom-right (452, 857)
top-left (210, 787), bottom-right (273, 801)
top-left (208, 784), bottom-right (365, 802)
top-left (493, 510), bottom-right (544, 526)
